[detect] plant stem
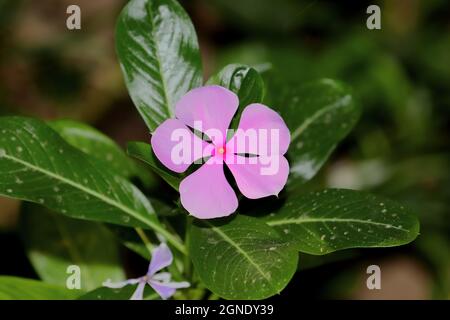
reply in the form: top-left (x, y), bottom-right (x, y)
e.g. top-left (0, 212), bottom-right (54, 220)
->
top-left (184, 216), bottom-right (193, 279)
top-left (145, 220), bottom-right (187, 255)
top-left (135, 227), bottom-right (154, 253)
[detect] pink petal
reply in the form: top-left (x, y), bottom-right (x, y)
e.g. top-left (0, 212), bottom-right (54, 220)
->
top-left (175, 86), bottom-right (238, 145)
top-left (228, 103), bottom-right (290, 156)
top-left (148, 243), bottom-right (173, 277)
top-left (179, 159), bottom-right (238, 219)
top-left (225, 154), bottom-right (290, 199)
top-left (151, 119), bottom-right (212, 173)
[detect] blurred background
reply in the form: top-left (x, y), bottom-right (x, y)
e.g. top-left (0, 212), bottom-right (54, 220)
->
top-left (0, 0), bottom-right (448, 299)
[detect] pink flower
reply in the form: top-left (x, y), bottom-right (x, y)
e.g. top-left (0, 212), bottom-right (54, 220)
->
top-left (151, 85), bottom-right (290, 219)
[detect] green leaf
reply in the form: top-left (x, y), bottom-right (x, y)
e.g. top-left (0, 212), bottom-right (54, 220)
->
top-left (79, 285), bottom-right (159, 300)
top-left (48, 120), bottom-right (151, 185)
top-left (274, 79), bottom-right (360, 184)
top-left (127, 141), bottom-right (181, 190)
top-left (20, 204), bottom-right (125, 291)
top-left (0, 116), bottom-right (185, 254)
top-left (263, 189), bottom-right (420, 255)
top-left (116, 0), bottom-right (203, 131)
top-left (207, 64), bottom-right (265, 130)
top-left (189, 215), bottom-right (298, 299)
top-left (0, 276), bottom-right (81, 300)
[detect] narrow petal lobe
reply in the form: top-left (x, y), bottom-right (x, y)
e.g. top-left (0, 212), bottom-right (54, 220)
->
top-left (130, 281), bottom-right (146, 300)
top-left (148, 243), bottom-right (173, 276)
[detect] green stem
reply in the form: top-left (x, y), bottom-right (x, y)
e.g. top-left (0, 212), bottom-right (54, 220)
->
top-left (184, 216), bottom-right (193, 279)
top-left (135, 227), bottom-right (154, 253)
top-left (145, 221), bottom-right (187, 255)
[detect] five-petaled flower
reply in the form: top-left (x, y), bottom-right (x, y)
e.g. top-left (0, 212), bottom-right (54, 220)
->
top-left (151, 85), bottom-right (290, 219)
top-left (103, 243), bottom-right (189, 300)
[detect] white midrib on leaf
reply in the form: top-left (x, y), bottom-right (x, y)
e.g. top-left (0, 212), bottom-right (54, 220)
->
top-left (291, 94), bottom-right (351, 141)
top-left (266, 217), bottom-right (409, 232)
top-left (205, 221), bottom-right (277, 292)
top-left (3, 153), bottom-right (186, 254)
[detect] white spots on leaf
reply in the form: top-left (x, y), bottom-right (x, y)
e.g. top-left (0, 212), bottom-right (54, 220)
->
top-left (379, 202), bottom-right (384, 206)
top-left (269, 247), bottom-right (276, 251)
top-left (53, 186), bottom-right (60, 192)
top-left (207, 237), bottom-right (218, 245)
top-left (15, 177), bottom-right (23, 184)
top-left (0, 149), bottom-right (5, 157)
top-left (38, 198), bottom-right (45, 204)
top-left (344, 231), bottom-right (349, 235)
top-left (283, 228), bottom-right (290, 234)
top-left (6, 188), bottom-right (13, 193)
top-left (382, 209), bottom-right (387, 213)
top-left (320, 235), bottom-right (326, 241)
top-left (357, 228), bottom-right (361, 232)
top-left (10, 137), bottom-right (16, 141)
top-left (121, 216), bottom-right (130, 223)
top-left (16, 146), bottom-right (23, 153)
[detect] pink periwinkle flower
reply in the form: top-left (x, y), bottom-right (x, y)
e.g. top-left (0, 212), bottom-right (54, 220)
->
top-left (151, 85), bottom-right (290, 219)
top-left (103, 243), bottom-right (189, 300)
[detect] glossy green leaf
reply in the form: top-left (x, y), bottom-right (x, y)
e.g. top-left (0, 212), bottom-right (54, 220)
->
top-left (79, 285), bottom-right (158, 300)
top-left (274, 79), bottom-right (360, 184)
top-left (116, 0), bottom-right (203, 131)
top-left (189, 215), bottom-right (298, 299)
top-left (127, 141), bottom-right (181, 190)
top-left (0, 277), bottom-right (81, 300)
top-left (263, 189), bottom-right (420, 255)
top-left (207, 64), bottom-right (265, 130)
top-left (0, 116), bottom-right (185, 254)
top-left (20, 204), bottom-right (125, 291)
top-left (48, 120), bottom-right (153, 186)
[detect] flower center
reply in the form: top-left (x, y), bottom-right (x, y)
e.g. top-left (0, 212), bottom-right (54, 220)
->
top-left (217, 146), bottom-right (226, 155)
